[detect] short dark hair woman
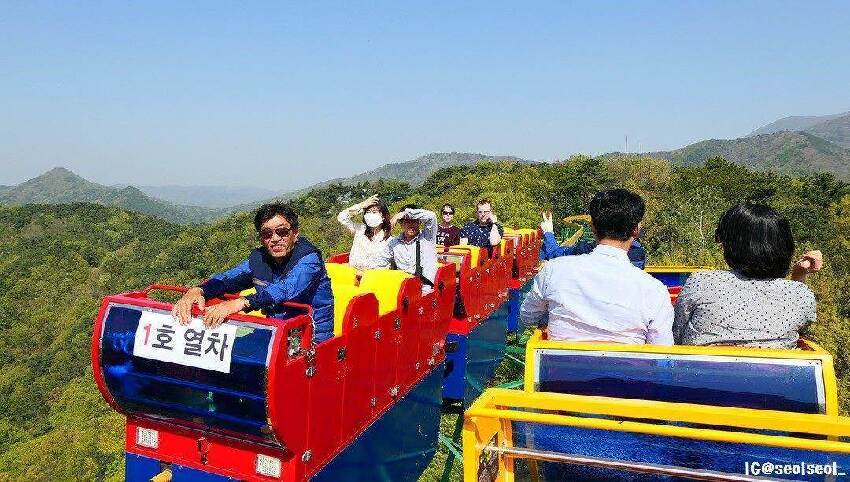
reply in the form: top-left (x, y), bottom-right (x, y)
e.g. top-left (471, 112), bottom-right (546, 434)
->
top-left (337, 194), bottom-right (394, 272)
top-left (674, 202), bottom-right (823, 348)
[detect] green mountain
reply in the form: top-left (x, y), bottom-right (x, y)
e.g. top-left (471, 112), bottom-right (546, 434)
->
top-left (750, 111), bottom-right (850, 148)
top-left (335, 152), bottom-right (531, 187)
top-left (0, 168), bottom-right (221, 224)
top-left (646, 131), bottom-right (850, 179)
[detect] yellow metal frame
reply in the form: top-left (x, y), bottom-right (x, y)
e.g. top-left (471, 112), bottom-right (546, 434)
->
top-left (522, 329), bottom-right (839, 415)
top-left (559, 214), bottom-right (592, 247)
top-left (645, 264), bottom-right (713, 274)
top-left (463, 388), bottom-right (850, 482)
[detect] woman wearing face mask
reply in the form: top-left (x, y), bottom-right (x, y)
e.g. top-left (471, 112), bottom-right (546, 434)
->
top-left (337, 194), bottom-right (394, 272)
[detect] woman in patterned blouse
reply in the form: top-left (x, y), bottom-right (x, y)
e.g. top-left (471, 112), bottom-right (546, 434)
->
top-left (674, 202), bottom-right (823, 349)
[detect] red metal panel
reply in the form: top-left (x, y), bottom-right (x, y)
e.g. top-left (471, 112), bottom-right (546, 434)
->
top-left (303, 335), bottom-right (346, 476)
top-left (267, 315), bottom-right (312, 482)
top-left (434, 265), bottom-right (456, 329)
top-left (339, 293), bottom-right (379, 440)
top-left (394, 280), bottom-right (423, 392)
top-left (125, 419), bottom-right (291, 482)
top-left (372, 311), bottom-right (397, 409)
top-left (327, 252), bottom-right (349, 263)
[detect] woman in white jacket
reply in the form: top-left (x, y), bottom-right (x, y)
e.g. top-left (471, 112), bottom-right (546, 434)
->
top-left (337, 194), bottom-right (394, 272)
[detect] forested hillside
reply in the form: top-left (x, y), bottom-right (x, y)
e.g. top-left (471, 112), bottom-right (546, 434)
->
top-left (646, 131), bottom-right (850, 179)
top-left (1, 157), bottom-right (848, 481)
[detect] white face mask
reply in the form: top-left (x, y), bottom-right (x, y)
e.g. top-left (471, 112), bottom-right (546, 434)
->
top-left (364, 212), bottom-right (383, 228)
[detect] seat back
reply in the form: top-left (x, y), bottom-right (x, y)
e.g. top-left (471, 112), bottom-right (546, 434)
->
top-left (359, 269), bottom-right (414, 315)
top-left (524, 330), bottom-right (838, 415)
top-left (330, 283), bottom-right (366, 335)
top-left (325, 262), bottom-right (358, 286)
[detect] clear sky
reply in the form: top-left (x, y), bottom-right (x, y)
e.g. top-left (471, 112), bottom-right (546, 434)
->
top-left (2, 1), bottom-right (849, 190)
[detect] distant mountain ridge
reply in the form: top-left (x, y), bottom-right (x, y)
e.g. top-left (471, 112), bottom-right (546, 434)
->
top-left (129, 184), bottom-right (279, 208)
top-left (646, 130), bottom-right (850, 179)
top-left (1, 153), bottom-right (532, 222)
top-left (0, 167), bottom-right (220, 223)
top-left (236, 152), bottom-right (533, 208)
top-left (750, 111), bottom-right (850, 147)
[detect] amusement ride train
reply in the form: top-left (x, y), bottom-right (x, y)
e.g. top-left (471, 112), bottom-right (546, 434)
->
top-left (91, 217), bottom-right (850, 482)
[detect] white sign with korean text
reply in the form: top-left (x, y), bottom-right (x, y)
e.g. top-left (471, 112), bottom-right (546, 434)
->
top-left (133, 311), bottom-right (238, 374)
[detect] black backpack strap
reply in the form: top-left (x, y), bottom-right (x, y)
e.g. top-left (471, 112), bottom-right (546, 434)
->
top-left (415, 238), bottom-right (434, 287)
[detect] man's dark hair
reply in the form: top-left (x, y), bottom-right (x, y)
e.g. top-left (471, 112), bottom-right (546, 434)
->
top-left (254, 202), bottom-right (299, 231)
top-left (587, 189), bottom-right (645, 241)
top-left (399, 203), bottom-right (419, 213)
top-left (715, 202), bottom-right (794, 279)
top-left (477, 199), bottom-right (492, 207)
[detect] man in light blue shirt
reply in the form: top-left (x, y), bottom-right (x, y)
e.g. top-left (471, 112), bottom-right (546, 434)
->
top-left (378, 204), bottom-right (438, 289)
top-left (520, 190), bottom-right (673, 344)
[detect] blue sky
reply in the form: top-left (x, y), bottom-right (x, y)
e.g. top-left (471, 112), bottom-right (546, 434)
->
top-left (2, 1), bottom-right (849, 190)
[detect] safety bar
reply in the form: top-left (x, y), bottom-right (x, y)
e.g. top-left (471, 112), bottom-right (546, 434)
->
top-left (141, 283), bottom-right (314, 349)
top-left (484, 446), bottom-right (781, 482)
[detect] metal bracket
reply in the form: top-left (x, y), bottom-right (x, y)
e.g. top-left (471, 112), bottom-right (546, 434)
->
top-left (304, 347), bottom-right (317, 377)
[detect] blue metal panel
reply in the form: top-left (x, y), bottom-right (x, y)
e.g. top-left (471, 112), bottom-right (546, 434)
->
top-left (312, 367), bottom-right (444, 482)
top-left (442, 333), bottom-right (468, 401)
top-left (506, 288), bottom-right (520, 333)
top-left (514, 422), bottom-right (850, 482)
top-left (536, 350), bottom-right (823, 413)
top-left (99, 304), bottom-right (277, 441)
top-left (126, 453), bottom-right (163, 482)
top-left (126, 453), bottom-right (236, 482)
top-left (650, 272), bottom-right (689, 288)
top-left (442, 301), bottom-right (510, 404)
top-left (461, 303), bottom-right (509, 406)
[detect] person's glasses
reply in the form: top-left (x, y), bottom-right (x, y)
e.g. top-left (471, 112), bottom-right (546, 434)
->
top-left (260, 226), bottom-right (292, 240)
top-left (442, 211), bottom-right (454, 215)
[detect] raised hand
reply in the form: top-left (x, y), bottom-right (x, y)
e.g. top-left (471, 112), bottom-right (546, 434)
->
top-left (792, 250), bottom-right (823, 282)
top-left (540, 211), bottom-right (554, 233)
top-left (360, 194), bottom-right (380, 209)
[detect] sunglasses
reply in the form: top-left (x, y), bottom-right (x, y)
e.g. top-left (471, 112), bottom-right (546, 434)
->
top-left (442, 211), bottom-right (454, 215)
top-left (259, 226), bottom-right (293, 240)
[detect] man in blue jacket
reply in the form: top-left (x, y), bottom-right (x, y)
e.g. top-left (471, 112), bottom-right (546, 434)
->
top-left (539, 211), bottom-right (646, 269)
top-left (172, 202), bottom-right (334, 343)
